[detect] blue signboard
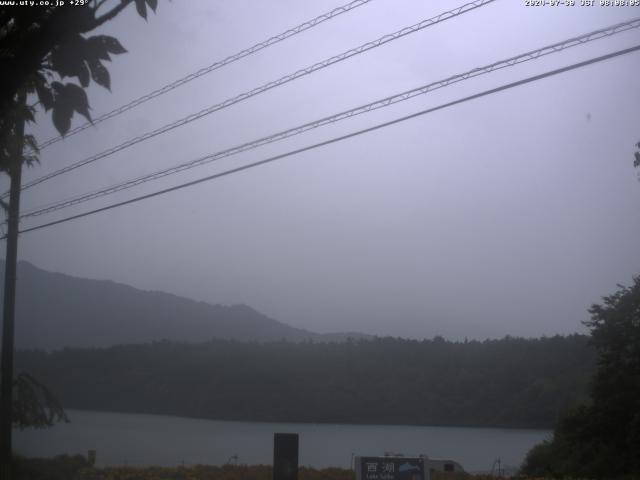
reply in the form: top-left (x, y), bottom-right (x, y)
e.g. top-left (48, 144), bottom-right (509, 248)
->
top-left (355, 457), bottom-right (426, 480)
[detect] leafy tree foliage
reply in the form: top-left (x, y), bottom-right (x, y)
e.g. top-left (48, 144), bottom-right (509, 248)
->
top-left (521, 276), bottom-right (640, 478)
top-left (16, 335), bottom-right (594, 429)
top-left (0, 0), bottom-right (158, 174)
top-left (0, 0), bottom-right (159, 433)
top-left (11, 373), bottom-right (67, 430)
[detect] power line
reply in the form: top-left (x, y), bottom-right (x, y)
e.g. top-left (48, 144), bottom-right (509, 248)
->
top-left (34, 0), bottom-right (376, 151)
top-left (9, 43), bottom-right (640, 239)
top-left (11, 0), bottom-right (496, 198)
top-left (19, 16), bottom-right (640, 219)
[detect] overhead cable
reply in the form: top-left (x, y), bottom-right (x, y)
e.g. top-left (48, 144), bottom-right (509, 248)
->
top-left (11, 0), bottom-right (496, 198)
top-left (34, 0), bottom-right (376, 150)
top-left (9, 43), bottom-right (640, 239)
top-left (20, 16), bottom-right (640, 219)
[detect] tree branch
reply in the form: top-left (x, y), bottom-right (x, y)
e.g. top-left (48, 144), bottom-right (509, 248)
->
top-left (94, 0), bottom-right (110, 11)
top-left (90, 0), bottom-right (134, 30)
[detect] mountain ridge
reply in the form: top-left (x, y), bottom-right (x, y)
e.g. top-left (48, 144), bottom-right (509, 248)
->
top-left (0, 260), bottom-right (370, 349)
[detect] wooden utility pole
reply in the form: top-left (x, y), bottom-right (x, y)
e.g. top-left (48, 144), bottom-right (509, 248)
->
top-left (0, 91), bottom-right (26, 480)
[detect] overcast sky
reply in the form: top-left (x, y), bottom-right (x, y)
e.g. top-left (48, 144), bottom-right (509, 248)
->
top-left (4, 0), bottom-right (640, 340)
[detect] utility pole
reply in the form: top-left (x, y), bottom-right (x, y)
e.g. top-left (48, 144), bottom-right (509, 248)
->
top-left (0, 91), bottom-right (26, 480)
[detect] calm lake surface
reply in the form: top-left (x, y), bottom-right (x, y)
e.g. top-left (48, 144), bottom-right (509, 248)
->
top-left (14, 410), bottom-right (550, 473)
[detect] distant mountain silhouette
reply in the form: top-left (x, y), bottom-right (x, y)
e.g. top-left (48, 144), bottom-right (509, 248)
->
top-left (0, 260), bottom-right (370, 349)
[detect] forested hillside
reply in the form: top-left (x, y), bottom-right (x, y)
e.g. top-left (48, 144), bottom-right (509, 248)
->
top-left (1, 261), bottom-right (368, 349)
top-left (16, 335), bottom-right (595, 428)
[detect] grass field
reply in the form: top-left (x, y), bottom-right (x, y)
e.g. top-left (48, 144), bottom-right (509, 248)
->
top-left (13, 455), bottom-right (517, 480)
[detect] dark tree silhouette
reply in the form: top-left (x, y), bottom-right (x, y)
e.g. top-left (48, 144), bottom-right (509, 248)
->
top-left (522, 276), bottom-right (640, 478)
top-left (0, 2), bottom-right (160, 476)
top-left (0, 0), bottom-right (160, 174)
top-left (15, 335), bottom-right (595, 429)
top-left (11, 373), bottom-right (67, 430)
top-left (0, 0), bottom-right (158, 126)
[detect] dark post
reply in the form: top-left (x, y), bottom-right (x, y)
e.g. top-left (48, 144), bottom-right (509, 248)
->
top-left (0, 91), bottom-right (26, 480)
top-left (273, 433), bottom-right (298, 480)
top-left (88, 450), bottom-right (96, 466)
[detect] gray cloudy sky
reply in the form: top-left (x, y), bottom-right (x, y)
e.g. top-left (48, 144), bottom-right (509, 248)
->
top-left (5, 0), bottom-right (640, 340)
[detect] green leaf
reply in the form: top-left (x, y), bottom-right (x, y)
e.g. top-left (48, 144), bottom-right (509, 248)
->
top-left (97, 35), bottom-right (127, 55)
top-left (77, 61), bottom-right (90, 88)
top-left (20, 103), bottom-right (35, 123)
top-left (22, 153), bottom-right (39, 167)
top-left (49, 35), bottom-right (93, 88)
top-left (51, 82), bottom-right (91, 135)
top-left (34, 80), bottom-right (54, 111)
top-left (87, 58), bottom-right (110, 90)
top-left (52, 102), bottom-right (72, 136)
top-left (86, 36), bottom-right (112, 61)
top-left (50, 49), bottom-right (82, 78)
top-left (63, 83), bottom-right (92, 123)
top-left (23, 135), bottom-right (40, 167)
top-left (24, 134), bottom-right (39, 155)
top-left (49, 34), bottom-right (88, 79)
top-left (134, 0), bottom-right (147, 19)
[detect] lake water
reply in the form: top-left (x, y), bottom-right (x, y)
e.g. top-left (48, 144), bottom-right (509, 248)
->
top-left (14, 410), bottom-right (551, 473)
